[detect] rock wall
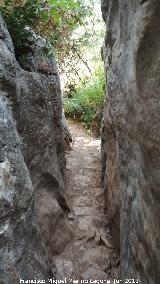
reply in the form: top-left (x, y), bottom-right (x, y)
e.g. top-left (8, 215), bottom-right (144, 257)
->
top-left (0, 14), bottom-right (71, 282)
top-left (101, 0), bottom-right (160, 283)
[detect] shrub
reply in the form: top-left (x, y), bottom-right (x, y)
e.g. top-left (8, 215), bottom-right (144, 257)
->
top-left (0, 0), bottom-right (86, 57)
top-left (64, 62), bottom-right (105, 134)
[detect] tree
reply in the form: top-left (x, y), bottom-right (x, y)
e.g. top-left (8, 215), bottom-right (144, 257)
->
top-left (0, 0), bottom-right (87, 56)
top-left (0, 0), bottom-right (104, 93)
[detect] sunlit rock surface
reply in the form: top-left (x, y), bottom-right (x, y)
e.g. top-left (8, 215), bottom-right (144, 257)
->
top-left (101, 0), bottom-right (160, 283)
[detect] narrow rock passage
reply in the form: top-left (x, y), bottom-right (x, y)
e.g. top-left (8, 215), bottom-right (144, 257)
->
top-left (53, 122), bottom-right (119, 282)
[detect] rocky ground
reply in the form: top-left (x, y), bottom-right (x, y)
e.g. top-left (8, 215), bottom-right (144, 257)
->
top-left (52, 122), bottom-right (120, 283)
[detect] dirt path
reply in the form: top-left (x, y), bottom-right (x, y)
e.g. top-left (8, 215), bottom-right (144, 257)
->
top-left (53, 122), bottom-right (119, 282)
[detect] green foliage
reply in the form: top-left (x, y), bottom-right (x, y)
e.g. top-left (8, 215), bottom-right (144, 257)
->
top-left (0, 0), bottom-right (105, 136)
top-left (64, 63), bottom-right (105, 133)
top-left (0, 0), bottom-right (87, 55)
top-left (0, 0), bottom-right (104, 89)
top-left (59, 0), bottom-right (105, 94)
top-left (1, 0), bottom-right (40, 49)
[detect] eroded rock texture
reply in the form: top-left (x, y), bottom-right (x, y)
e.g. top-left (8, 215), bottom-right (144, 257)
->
top-left (0, 14), bottom-right (71, 282)
top-left (0, 92), bottom-right (47, 283)
top-left (101, 0), bottom-right (160, 283)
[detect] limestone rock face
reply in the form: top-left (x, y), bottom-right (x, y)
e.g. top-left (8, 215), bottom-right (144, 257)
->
top-left (0, 14), bottom-right (71, 282)
top-left (101, 0), bottom-right (160, 283)
top-left (0, 93), bottom-right (47, 283)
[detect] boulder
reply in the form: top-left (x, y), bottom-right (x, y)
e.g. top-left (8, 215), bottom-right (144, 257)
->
top-left (0, 13), bottom-right (71, 281)
top-left (0, 92), bottom-right (47, 283)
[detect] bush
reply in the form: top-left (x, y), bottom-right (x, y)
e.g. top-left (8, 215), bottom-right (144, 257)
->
top-left (64, 62), bottom-right (105, 134)
top-left (0, 0), bottom-right (87, 57)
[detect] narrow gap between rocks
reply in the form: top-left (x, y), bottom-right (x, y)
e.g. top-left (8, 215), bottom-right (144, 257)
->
top-left (52, 122), bottom-right (120, 281)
